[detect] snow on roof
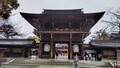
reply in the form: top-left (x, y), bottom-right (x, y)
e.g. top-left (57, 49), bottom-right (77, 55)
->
top-left (6, 10), bottom-right (35, 38)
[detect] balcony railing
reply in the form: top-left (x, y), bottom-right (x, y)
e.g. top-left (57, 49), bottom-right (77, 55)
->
top-left (37, 29), bottom-right (90, 33)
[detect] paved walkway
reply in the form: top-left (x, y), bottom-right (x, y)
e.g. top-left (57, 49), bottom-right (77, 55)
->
top-left (0, 58), bottom-right (117, 68)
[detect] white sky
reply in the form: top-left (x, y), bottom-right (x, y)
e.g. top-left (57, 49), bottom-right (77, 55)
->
top-left (15, 0), bottom-right (120, 43)
top-left (18, 0), bottom-right (120, 13)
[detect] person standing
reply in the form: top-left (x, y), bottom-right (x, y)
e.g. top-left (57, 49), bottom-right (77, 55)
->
top-left (55, 51), bottom-right (58, 59)
top-left (74, 54), bottom-right (79, 68)
top-left (98, 54), bottom-right (102, 61)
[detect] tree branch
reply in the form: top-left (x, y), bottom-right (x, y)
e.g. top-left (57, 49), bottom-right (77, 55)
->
top-left (101, 20), bottom-right (119, 26)
top-left (108, 11), bottom-right (120, 19)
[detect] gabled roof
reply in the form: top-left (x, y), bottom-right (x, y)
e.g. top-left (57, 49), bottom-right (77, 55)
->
top-left (20, 9), bottom-right (105, 30)
top-left (90, 40), bottom-right (120, 48)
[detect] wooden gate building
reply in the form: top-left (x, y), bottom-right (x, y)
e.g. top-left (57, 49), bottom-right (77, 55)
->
top-left (21, 9), bottom-right (104, 59)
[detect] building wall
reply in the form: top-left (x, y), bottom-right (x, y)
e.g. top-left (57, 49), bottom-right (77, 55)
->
top-left (102, 50), bottom-right (116, 59)
top-left (3, 48), bottom-right (29, 58)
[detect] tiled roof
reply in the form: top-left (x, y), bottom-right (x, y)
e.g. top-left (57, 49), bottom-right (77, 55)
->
top-left (0, 39), bottom-right (34, 46)
top-left (90, 40), bottom-right (120, 48)
top-left (42, 9), bottom-right (83, 14)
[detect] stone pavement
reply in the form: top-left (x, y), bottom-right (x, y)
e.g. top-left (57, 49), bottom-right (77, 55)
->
top-left (0, 58), bottom-right (117, 68)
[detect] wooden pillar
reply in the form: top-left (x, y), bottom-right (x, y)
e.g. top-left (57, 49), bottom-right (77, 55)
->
top-left (22, 48), bottom-right (25, 58)
top-left (116, 50), bottom-right (120, 60)
top-left (10, 48), bottom-right (13, 57)
top-left (27, 48), bottom-right (30, 58)
top-left (81, 43), bottom-right (84, 60)
top-left (39, 42), bottom-right (42, 58)
top-left (38, 33), bottom-right (42, 58)
top-left (25, 48), bottom-right (29, 58)
top-left (50, 33), bottom-right (54, 59)
top-left (0, 50), bottom-right (3, 66)
top-left (69, 33), bottom-right (72, 59)
top-left (81, 34), bottom-right (84, 60)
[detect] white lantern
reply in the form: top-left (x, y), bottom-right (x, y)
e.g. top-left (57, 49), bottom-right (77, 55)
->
top-left (73, 44), bottom-right (79, 52)
top-left (44, 44), bottom-right (50, 52)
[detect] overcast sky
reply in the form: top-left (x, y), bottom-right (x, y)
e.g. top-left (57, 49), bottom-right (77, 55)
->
top-left (18, 0), bottom-right (120, 13)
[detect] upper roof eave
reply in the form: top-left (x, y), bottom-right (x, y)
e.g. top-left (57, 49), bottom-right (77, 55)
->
top-left (20, 11), bottom-right (105, 15)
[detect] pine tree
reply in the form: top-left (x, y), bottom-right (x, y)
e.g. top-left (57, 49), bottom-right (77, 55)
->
top-left (92, 29), bottom-right (110, 40)
top-left (0, 0), bottom-right (19, 19)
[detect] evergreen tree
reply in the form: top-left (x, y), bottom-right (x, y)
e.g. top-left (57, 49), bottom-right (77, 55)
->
top-left (92, 29), bottom-right (110, 40)
top-left (0, 0), bottom-right (19, 19)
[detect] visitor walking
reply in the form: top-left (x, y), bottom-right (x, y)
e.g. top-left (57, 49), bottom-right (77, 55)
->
top-left (74, 54), bottom-right (79, 68)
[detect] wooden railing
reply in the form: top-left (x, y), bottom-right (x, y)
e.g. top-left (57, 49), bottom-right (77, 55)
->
top-left (37, 29), bottom-right (90, 33)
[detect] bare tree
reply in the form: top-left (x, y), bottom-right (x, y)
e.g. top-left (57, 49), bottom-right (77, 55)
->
top-left (0, 19), bottom-right (23, 39)
top-left (101, 8), bottom-right (120, 40)
top-left (102, 8), bottom-right (120, 34)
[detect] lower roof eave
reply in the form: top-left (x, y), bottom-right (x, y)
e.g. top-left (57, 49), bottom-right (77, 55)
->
top-left (91, 45), bottom-right (120, 49)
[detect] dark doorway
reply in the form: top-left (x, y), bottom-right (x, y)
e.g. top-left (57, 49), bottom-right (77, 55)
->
top-left (55, 43), bottom-right (68, 59)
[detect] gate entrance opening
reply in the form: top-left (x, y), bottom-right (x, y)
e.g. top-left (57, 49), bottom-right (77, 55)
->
top-left (55, 43), bottom-right (68, 59)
